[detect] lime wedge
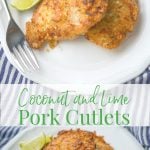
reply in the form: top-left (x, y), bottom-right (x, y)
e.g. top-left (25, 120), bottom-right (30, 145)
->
top-left (11, 0), bottom-right (41, 11)
top-left (19, 133), bottom-right (51, 150)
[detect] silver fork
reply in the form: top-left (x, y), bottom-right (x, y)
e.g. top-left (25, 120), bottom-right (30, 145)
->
top-left (2, 0), bottom-right (39, 72)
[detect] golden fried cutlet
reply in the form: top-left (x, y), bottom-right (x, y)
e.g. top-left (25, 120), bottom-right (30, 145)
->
top-left (26, 0), bottom-right (108, 49)
top-left (43, 129), bottom-right (113, 150)
top-left (85, 0), bottom-right (139, 49)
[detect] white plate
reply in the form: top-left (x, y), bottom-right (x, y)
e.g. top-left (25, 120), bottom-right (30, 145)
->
top-left (2, 127), bottom-right (144, 150)
top-left (0, 0), bottom-right (150, 84)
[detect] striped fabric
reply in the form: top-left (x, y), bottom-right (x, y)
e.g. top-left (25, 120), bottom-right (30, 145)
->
top-left (0, 44), bottom-right (150, 149)
top-left (0, 127), bottom-right (25, 149)
top-left (0, 44), bottom-right (34, 84)
top-left (127, 127), bottom-right (150, 150)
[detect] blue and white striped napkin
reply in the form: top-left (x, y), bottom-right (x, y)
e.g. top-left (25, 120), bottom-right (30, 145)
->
top-left (0, 44), bottom-right (150, 149)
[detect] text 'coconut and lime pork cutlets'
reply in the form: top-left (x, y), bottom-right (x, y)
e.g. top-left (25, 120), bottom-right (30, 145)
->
top-left (43, 129), bottom-right (113, 150)
top-left (86, 0), bottom-right (139, 49)
top-left (26, 0), bottom-right (108, 49)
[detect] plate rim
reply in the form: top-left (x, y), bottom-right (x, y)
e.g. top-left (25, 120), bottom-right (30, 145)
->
top-left (2, 126), bottom-right (145, 150)
top-left (0, 0), bottom-right (150, 86)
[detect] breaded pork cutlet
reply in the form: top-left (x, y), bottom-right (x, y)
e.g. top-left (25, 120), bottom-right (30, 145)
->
top-left (86, 0), bottom-right (139, 49)
top-left (43, 129), bottom-right (113, 150)
top-left (26, 0), bottom-right (108, 49)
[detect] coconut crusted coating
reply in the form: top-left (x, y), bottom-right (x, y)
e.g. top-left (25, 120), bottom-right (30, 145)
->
top-left (86, 0), bottom-right (139, 49)
top-left (43, 129), bottom-right (113, 150)
top-left (26, 0), bottom-right (108, 49)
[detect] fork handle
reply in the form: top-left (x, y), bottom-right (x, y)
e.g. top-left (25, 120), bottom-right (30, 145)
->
top-left (2, 0), bottom-right (12, 21)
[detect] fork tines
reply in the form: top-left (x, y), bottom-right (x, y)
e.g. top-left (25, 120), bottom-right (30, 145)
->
top-left (12, 41), bottom-right (39, 72)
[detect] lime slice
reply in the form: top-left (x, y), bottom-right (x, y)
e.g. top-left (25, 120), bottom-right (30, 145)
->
top-left (19, 133), bottom-right (51, 150)
top-left (11, 0), bottom-right (41, 11)
top-left (45, 136), bottom-right (51, 144)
